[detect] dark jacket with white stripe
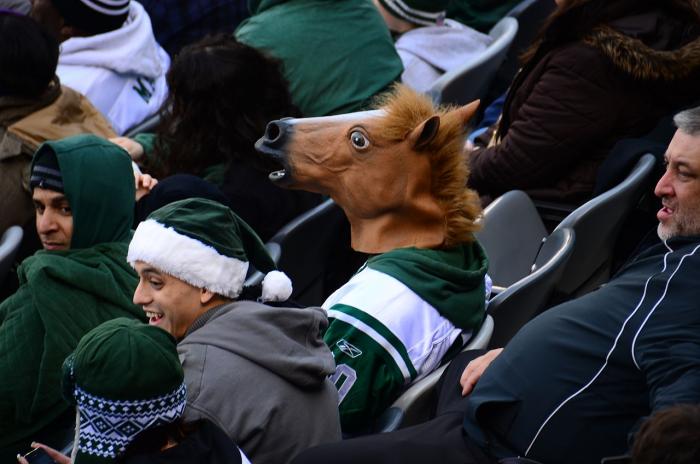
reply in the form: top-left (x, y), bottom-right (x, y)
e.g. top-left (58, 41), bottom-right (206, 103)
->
top-left (463, 235), bottom-right (700, 463)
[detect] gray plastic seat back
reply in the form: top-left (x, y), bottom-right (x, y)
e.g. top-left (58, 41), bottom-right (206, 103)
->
top-left (552, 153), bottom-right (656, 297)
top-left (475, 190), bottom-right (547, 287)
top-left (124, 112), bottom-right (161, 137)
top-left (0, 226), bottom-right (23, 283)
top-left (487, 227), bottom-right (574, 348)
top-left (427, 16), bottom-right (518, 106)
top-left (267, 198), bottom-right (355, 305)
top-left (373, 315), bottom-right (494, 433)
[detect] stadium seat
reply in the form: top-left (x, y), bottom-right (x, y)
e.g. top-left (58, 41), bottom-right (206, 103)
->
top-left (487, 227), bottom-right (574, 348)
top-left (0, 226), bottom-right (23, 284)
top-left (550, 154), bottom-right (657, 300)
top-left (427, 16), bottom-right (518, 106)
top-left (475, 189), bottom-right (547, 290)
top-left (373, 315), bottom-right (495, 433)
top-left (124, 111), bottom-right (162, 137)
top-left (255, 198), bottom-right (363, 306)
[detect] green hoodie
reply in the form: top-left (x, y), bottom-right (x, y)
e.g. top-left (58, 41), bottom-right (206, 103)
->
top-left (323, 241), bottom-right (488, 432)
top-left (236, 0), bottom-right (403, 116)
top-left (0, 135), bottom-right (146, 459)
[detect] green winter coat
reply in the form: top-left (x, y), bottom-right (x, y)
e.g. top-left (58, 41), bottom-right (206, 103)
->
top-left (236, 0), bottom-right (403, 116)
top-left (0, 135), bottom-right (146, 458)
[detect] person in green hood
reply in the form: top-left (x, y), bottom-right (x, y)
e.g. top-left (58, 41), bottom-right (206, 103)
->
top-left (0, 134), bottom-right (146, 461)
top-left (235, 0), bottom-right (404, 117)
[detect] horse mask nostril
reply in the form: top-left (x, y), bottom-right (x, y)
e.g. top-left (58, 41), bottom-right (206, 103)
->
top-left (264, 120), bottom-right (291, 149)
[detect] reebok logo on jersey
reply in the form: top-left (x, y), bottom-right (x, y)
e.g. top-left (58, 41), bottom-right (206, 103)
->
top-left (336, 339), bottom-right (362, 358)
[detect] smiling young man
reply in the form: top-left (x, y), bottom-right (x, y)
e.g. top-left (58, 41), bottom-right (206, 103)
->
top-left (292, 106), bottom-right (700, 464)
top-left (127, 198), bottom-right (341, 464)
top-left (0, 135), bottom-right (145, 461)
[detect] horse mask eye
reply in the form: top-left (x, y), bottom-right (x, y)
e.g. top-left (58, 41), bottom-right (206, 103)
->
top-left (350, 131), bottom-right (369, 150)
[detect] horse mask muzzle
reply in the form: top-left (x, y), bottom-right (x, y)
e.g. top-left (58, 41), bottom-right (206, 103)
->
top-left (255, 118), bottom-right (294, 184)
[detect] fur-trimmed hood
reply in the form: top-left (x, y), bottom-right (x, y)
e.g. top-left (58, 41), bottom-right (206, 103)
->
top-left (583, 1), bottom-right (700, 81)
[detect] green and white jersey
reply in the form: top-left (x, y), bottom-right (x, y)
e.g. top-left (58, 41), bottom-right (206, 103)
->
top-left (323, 266), bottom-right (466, 432)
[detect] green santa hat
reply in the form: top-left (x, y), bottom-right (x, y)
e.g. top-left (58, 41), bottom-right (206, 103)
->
top-left (62, 318), bottom-right (186, 464)
top-left (127, 197), bottom-right (292, 302)
top-left (378, 0), bottom-right (448, 26)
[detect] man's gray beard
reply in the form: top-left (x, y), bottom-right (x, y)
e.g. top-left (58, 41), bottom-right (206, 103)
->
top-left (657, 222), bottom-right (674, 242)
top-left (657, 215), bottom-right (700, 242)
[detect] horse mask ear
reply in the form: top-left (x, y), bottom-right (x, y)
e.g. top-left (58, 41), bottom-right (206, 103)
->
top-left (407, 100), bottom-right (480, 150)
top-left (408, 115), bottom-right (441, 150)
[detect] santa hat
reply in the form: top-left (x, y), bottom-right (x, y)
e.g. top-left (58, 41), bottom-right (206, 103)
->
top-left (127, 197), bottom-right (292, 302)
top-left (62, 318), bottom-right (186, 464)
top-left (378, 0), bottom-right (447, 26)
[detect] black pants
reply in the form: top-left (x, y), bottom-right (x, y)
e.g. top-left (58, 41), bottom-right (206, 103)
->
top-left (292, 350), bottom-right (495, 464)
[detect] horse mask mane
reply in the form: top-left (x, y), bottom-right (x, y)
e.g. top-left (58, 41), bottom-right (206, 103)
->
top-left (256, 85), bottom-right (481, 254)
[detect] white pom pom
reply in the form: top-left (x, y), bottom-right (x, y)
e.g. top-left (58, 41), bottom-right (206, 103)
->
top-left (261, 270), bottom-right (293, 302)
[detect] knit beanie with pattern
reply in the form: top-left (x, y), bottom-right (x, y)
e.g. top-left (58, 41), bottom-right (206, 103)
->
top-left (378, 0), bottom-right (448, 26)
top-left (62, 318), bottom-right (186, 464)
top-left (52, 0), bottom-right (130, 34)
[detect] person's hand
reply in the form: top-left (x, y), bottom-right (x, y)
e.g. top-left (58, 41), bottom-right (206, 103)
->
top-left (17, 442), bottom-right (71, 464)
top-left (460, 348), bottom-right (503, 396)
top-left (110, 136), bottom-right (145, 161)
top-left (135, 173), bottom-right (158, 201)
top-left (464, 138), bottom-right (476, 153)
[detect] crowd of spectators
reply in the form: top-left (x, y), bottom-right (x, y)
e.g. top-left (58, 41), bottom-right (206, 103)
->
top-left (2, 0), bottom-right (700, 463)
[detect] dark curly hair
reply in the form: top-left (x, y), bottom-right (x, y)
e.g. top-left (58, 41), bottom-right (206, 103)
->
top-left (149, 34), bottom-right (299, 178)
top-left (0, 13), bottom-right (59, 98)
top-left (632, 404), bottom-right (700, 464)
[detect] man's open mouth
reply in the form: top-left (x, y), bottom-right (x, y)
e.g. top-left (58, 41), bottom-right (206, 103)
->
top-left (145, 310), bottom-right (164, 324)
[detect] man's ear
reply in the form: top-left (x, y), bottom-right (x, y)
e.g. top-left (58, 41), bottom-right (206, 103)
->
top-left (200, 288), bottom-right (217, 305)
top-left (407, 115), bottom-right (441, 150)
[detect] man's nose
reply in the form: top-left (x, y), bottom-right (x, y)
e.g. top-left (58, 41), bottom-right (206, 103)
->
top-left (132, 280), bottom-right (149, 305)
top-left (654, 170), bottom-right (673, 198)
top-left (37, 210), bottom-right (57, 233)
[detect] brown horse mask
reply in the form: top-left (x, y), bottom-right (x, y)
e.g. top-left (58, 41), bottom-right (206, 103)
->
top-left (256, 86), bottom-right (482, 254)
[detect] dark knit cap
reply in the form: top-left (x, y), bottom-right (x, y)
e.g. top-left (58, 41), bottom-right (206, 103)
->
top-left (52, 0), bottom-right (130, 34)
top-left (378, 0), bottom-right (448, 26)
top-left (30, 145), bottom-right (64, 192)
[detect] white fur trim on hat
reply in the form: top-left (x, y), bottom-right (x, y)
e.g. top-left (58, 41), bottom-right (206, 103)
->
top-left (127, 219), bottom-right (248, 299)
top-left (261, 270), bottom-right (293, 302)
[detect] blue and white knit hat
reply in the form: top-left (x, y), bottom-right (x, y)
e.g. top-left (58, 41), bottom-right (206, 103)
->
top-left (62, 318), bottom-right (187, 464)
top-left (52, 0), bottom-right (130, 34)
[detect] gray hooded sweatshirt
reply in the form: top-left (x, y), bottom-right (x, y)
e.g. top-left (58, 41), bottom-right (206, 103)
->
top-left (178, 301), bottom-right (341, 464)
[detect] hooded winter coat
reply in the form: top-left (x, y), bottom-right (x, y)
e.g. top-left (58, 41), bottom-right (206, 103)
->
top-left (0, 136), bottom-right (145, 461)
top-left (323, 242), bottom-right (489, 432)
top-left (177, 301), bottom-right (341, 464)
top-left (0, 78), bottom-right (115, 232)
top-left (469, 0), bottom-right (700, 204)
top-left (235, 0), bottom-right (403, 117)
top-left (57, 1), bottom-right (170, 135)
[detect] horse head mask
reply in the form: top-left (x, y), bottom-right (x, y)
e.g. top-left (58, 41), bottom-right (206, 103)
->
top-left (256, 85), bottom-right (481, 254)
